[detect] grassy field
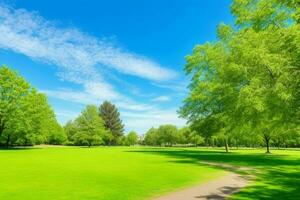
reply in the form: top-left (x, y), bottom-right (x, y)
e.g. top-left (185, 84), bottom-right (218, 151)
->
top-left (0, 147), bottom-right (224, 200)
top-left (133, 148), bottom-right (300, 200)
top-left (0, 147), bottom-right (299, 200)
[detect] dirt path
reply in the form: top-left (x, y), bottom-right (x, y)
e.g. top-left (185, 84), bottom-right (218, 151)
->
top-left (152, 162), bottom-right (251, 200)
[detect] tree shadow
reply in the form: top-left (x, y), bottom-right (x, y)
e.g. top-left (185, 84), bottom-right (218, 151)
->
top-left (0, 146), bottom-right (41, 151)
top-left (195, 186), bottom-right (242, 199)
top-left (128, 149), bottom-right (300, 200)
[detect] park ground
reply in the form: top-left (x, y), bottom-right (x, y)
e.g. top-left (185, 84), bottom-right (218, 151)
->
top-left (0, 147), bottom-right (299, 200)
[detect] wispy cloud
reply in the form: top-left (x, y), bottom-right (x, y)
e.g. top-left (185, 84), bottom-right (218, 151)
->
top-left (151, 95), bottom-right (171, 102)
top-left (45, 88), bottom-right (186, 133)
top-left (0, 4), bottom-right (177, 82)
top-left (0, 3), bottom-right (185, 133)
top-left (151, 81), bottom-right (188, 93)
top-left (42, 88), bottom-right (155, 112)
top-left (122, 109), bottom-right (186, 133)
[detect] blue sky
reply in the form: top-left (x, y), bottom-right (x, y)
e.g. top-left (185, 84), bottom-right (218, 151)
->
top-left (0, 0), bottom-right (234, 133)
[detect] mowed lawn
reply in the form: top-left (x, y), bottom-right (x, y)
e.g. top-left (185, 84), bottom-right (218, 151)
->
top-left (1, 147), bottom-right (299, 200)
top-left (0, 147), bottom-right (224, 200)
top-left (132, 148), bottom-right (300, 200)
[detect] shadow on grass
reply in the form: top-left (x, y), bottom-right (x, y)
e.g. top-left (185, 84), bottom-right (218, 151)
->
top-left (128, 149), bottom-right (300, 200)
top-left (0, 147), bottom-right (41, 151)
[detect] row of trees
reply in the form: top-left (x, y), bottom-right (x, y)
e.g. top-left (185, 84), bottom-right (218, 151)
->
top-left (0, 65), bottom-right (139, 147)
top-left (142, 125), bottom-right (300, 148)
top-left (2, 52), bottom-right (298, 149)
top-left (0, 66), bottom-right (66, 147)
top-left (179, 0), bottom-right (300, 153)
top-left (63, 102), bottom-right (142, 147)
top-left (144, 125), bottom-right (204, 146)
top-left (64, 102), bottom-right (126, 147)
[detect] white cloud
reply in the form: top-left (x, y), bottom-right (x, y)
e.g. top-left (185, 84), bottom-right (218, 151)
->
top-left (0, 4), bottom-right (177, 82)
top-left (151, 95), bottom-right (171, 102)
top-left (84, 82), bottom-right (120, 100)
top-left (44, 88), bottom-right (186, 133)
top-left (122, 109), bottom-right (186, 134)
top-left (151, 81), bottom-right (188, 93)
top-left (55, 109), bottom-right (80, 124)
top-left (42, 89), bottom-right (96, 105)
top-left (42, 88), bottom-right (155, 112)
top-left (0, 3), bottom-right (185, 133)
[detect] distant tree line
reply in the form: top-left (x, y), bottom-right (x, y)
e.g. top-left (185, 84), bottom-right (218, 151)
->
top-left (142, 125), bottom-right (300, 148)
top-left (62, 102), bottom-right (141, 146)
top-left (143, 125), bottom-right (204, 147)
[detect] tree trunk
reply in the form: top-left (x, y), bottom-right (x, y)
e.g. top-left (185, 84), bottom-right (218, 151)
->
top-left (6, 135), bottom-right (10, 148)
top-left (264, 135), bottom-right (271, 153)
top-left (0, 122), bottom-right (4, 139)
top-left (266, 140), bottom-right (270, 153)
top-left (225, 137), bottom-right (229, 153)
top-left (25, 138), bottom-right (28, 146)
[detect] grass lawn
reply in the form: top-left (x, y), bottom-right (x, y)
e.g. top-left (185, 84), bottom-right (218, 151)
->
top-left (133, 148), bottom-right (300, 200)
top-left (0, 147), bottom-right (299, 200)
top-left (0, 147), bottom-right (224, 200)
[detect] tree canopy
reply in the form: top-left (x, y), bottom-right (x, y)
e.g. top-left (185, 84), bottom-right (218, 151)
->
top-left (126, 131), bottom-right (139, 146)
top-left (0, 65), bottom-right (66, 147)
top-left (179, 0), bottom-right (300, 153)
top-left (99, 101), bottom-right (124, 145)
top-left (72, 105), bottom-right (107, 147)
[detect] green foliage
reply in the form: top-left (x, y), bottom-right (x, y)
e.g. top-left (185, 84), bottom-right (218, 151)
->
top-left (189, 132), bottom-right (205, 147)
top-left (21, 89), bottom-right (66, 145)
top-left (144, 127), bottom-right (160, 146)
top-left (45, 121), bottom-right (67, 145)
top-left (126, 131), bottom-right (139, 146)
top-left (99, 101), bottom-right (124, 145)
top-left (144, 125), bottom-right (203, 147)
top-left (65, 105), bottom-right (107, 147)
top-left (179, 0), bottom-right (300, 152)
top-left (64, 120), bottom-right (78, 145)
top-left (0, 65), bottom-right (66, 146)
top-left (0, 65), bottom-right (30, 146)
top-left (157, 125), bottom-right (178, 146)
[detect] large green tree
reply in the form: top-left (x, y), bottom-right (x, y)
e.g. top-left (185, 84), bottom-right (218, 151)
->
top-left (21, 89), bottom-right (66, 145)
top-left (73, 105), bottom-right (107, 147)
top-left (144, 127), bottom-right (160, 146)
top-left (158, 125), bottom-right (178, 147)
top-left (180, 0), bottom-right (299, 153)
top-left (0, 65), bottom-right (66, 147)
top-left (0, 66), bottom-right (30, 146)
top-left (99, 101), bottom-right (124, 145)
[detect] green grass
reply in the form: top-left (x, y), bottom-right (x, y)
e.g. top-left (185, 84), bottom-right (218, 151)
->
top-left (0, 147), bottom-right (299, 200)
top-left (0, 147), bottom-right (224, 200)
top-left (131, 147), bottom-right (300, 200)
